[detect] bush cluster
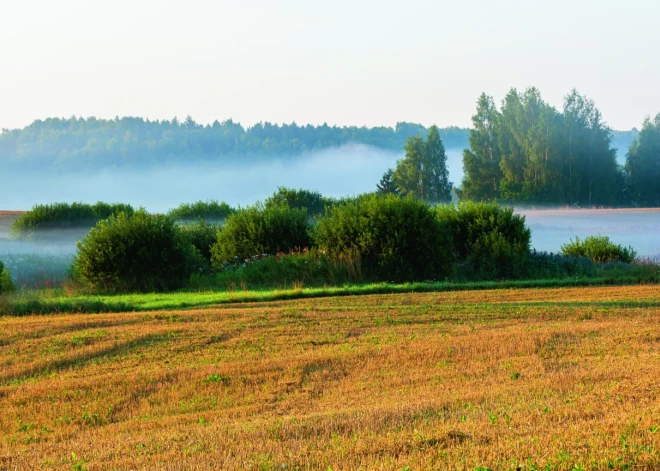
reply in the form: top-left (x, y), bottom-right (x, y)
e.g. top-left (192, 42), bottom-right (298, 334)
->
top-left (63, 191), bottom-right (644, 294)
top-left (210, 204), bottom-right (311, 267)
top-left (10, 202), bottom-right (134, 239)
top-left (72, 210), bottom-right (203, 293)
top-left (168, 200), bottom-right (235, 221)
top-left (264, 187), bottom-right (337, 218)
top-left (436, 202), bottom-right (531, 280)
top-left (560, 235), bottom-right (637, 263)
top-left (315, 194), bottom-right (455, 282)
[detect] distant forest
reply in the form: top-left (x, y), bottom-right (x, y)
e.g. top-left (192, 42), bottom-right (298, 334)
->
top-left (0, 118), bottom-right (469, 171)
top-left (0, 116), bottom-right (638, 172)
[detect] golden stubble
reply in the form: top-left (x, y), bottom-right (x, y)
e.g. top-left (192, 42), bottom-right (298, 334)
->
top-left (0, 285), bottom-right (658, 470)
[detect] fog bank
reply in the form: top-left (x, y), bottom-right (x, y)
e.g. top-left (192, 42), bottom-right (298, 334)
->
top-left (519, 209), bottom-right (660, 259)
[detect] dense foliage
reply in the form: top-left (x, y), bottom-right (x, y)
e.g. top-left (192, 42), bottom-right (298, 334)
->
top-left (72, 210), bottom-right (201, 292)
top-left (10, 202), bottom-right (134, 238)
top-left (0, 117), bottom-right (469, 170)
top-left (391, 126), bottom-right (452, 202)
top-left (178, 220), bottom-right (220, 262)
top-left (625, 114), bottom-right (660, 207)
top-left (436, 202), bottom-right (531, 279)
top-left (0, 261), bottom-right (15, 294)
top-left (210, 204), bottom-right (312, 267)
top-left (168, 200), bottom-right (235, 221)
top-left (264, 187), bottom-right (337, 217)
top-left (314, 195), bottom-right (455, 282)
top-left (560, 235), bottom-right (637, 263)
top-left (459, 88), bottom-right (624, 206)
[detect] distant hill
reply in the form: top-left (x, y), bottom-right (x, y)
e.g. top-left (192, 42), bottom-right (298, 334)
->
top-left (0, 117), bottom-right (469, 171)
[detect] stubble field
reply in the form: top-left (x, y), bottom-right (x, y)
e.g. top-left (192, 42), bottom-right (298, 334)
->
top-left (0, 286), bottom-right (659, 470)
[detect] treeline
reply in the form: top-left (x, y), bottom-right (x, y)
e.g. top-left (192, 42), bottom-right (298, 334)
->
top-left (458, 88), bottom-right (660, 207)
top-left (0, 117), bottom-right (469, 170)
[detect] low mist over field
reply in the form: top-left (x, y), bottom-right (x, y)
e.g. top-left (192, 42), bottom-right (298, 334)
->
top-left (3, 145), bottom-right (465, 212)
top-left (521, 209), bottom-right (660, 259)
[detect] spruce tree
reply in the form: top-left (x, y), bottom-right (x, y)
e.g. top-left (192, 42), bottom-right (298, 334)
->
top-left (376, 169), bottom-right (399, 195)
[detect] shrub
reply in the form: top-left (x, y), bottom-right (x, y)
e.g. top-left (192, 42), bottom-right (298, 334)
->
top-left (178, 220), bottom-right (220, 262)
top-left (10, 202), bottom-right (134, 239)
top-left (0, 260), bottom-right (15, 294)
top-left (168, 200), bottom-right (235, 222)
top-left (314, 194), bottom-right (455, 282)
top-left (560, 235), bottom-right (637, 263)
top-left (210, 204), bottom-right (312, 267)
top-left (264, 187), bottom-right (337, 218)
top-left (72, 210), bottom-right (202, 293)
top-left (436, 202), bottom-right (531, 280)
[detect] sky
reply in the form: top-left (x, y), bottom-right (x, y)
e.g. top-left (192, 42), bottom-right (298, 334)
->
top-left (1, 0), bottom-right (659, 131)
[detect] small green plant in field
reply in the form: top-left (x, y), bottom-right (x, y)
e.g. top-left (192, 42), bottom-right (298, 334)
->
top-left (561, 235), bottom-right (637, 263)
top-left (70, 452), bottom-right (88, 471)
top-left (204, 374), bottom-right (230, 384)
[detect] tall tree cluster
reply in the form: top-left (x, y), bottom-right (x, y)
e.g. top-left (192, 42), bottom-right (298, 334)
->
top-left (459, 88), bottom-right (622, 206)
top-left (625, 114), bottom-right (660, 206)
top-left (379, 126), bottom-right (452, 202)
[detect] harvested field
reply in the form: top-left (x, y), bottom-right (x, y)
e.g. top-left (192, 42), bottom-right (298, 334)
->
top-left (0, 285), bottom-right (659, 470)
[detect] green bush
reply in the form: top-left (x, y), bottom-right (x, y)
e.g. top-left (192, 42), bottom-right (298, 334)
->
top-left (560, 235), bottom-right (637, 263)
top-left (264, 187), bottom-right (337, 218)
top-left (0, 260), bottom-right (16, 294)
top-left (314, 194), bottom-right (455, 282)
top-left (72, 210), bottom-right (202, 293)
top-left (436, 202), bottom-right (531, 280)
top-left (178, 220), bottom-right (219, 262)
top-left (10, 202), bottom-right (134, 239)
top-left (210, 204), bottom-right (312, 267)
top-left (168, 200), bottom-right (235, 221)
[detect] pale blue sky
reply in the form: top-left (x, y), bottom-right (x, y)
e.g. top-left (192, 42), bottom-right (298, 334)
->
top-left (1, 0), bottom-right (659, 131)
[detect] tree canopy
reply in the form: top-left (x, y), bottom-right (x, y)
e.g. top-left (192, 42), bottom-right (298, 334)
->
top-left (459, 88), bottom-right (623, 206)
top-left (392, 126), bottom-right (452, 202)
top-left (625, 114), bottom-right (660, 207)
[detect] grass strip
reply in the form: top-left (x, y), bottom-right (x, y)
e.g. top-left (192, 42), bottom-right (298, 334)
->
top-left (2, 276), bottom-right (658, 316)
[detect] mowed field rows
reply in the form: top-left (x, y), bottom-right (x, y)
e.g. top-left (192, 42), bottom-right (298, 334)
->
top-left (0, 286), bottom-right (659, 470)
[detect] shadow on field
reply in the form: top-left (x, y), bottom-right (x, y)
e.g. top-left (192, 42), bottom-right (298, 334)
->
top-left (1, 333), bottom-right (173, 385)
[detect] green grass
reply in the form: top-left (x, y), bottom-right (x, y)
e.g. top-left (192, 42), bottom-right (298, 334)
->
top-left (2, 276), bottom-right (658, 316)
